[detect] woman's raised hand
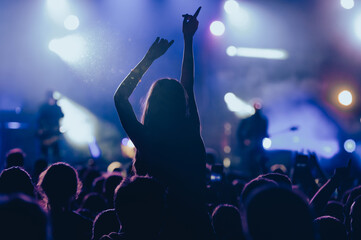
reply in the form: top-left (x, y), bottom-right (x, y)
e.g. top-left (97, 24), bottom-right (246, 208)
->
top-left (146, 37), bottom-right (174, 61)
top-left (182, 6), bottom-right (201, 38)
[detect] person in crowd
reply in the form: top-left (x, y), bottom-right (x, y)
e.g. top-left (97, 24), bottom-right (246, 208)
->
top-left (114, 7), bottom-right (214, 240)
top-left (212, 204), bottom-right (245, 240)
top-left (313, 216), bottom-right (347, 240)
top-left (0, 194), bottom-right (49, 240)
top-left (103, 173), bottom-right (123, 208)
top-left (0, 166), bottom-right (35, 198)
top-left (38, 162), bottom-right (92, 240)
top-left (105, 176), bottom-right (166, 240)
top-left (324, 200), bottom-right (345, 223)
top-left (77, 192), bottom-right (107, 220)
top-left (92, 209), bottom-right (121, 240)
top-left (5, 148), bottom-right (25, 169)
top-left (245, 187), bottom-right (315, 240)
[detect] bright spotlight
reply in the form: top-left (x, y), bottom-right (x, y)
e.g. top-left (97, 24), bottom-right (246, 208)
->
top-left (57, 97), bottom-right (96, 146)
top-left (262, 138), bottom-right (272, 149)
top-left (224, 92), bottom-right (255, 118)
top-left (226, 46), bottom-right (237, 56)
top-left (48, 35), bottom-right (86, 64)
top-left (224, 0), bottom-right (240, 15)
top-left (236, 47), bottom-right (288, 60)
top-left (338, 90), bottom-right (353, 106)
top-left (210, 21), bottom-right (225, 36)
top-left (341, 0), bottom-right (354, 9)
top-left (47, 0), bottom-right (69, 22)
top-left (344, 139), bottom-right (356, 153)
top-left (354, 15), bottom-right (361, 40)
top-left (64, 15), bottom-right (80, 30)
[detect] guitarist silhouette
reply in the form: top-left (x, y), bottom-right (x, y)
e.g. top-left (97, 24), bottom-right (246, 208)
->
top-left (37, 91), bottom-right (64, 162)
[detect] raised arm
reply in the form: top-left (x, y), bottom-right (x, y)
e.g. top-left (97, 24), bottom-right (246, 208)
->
top-left (114, 38), bottom-right (174, 146)
top-left (309, 159), bottom-right (351, 217)
top-left (181, 7), bottom-right (201, 129)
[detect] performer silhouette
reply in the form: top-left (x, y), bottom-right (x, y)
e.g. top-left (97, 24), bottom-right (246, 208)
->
top-left (37, 91), bottom-right (64, 162)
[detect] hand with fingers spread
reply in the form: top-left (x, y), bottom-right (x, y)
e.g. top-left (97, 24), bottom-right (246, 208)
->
top-left (145, 37), bottom-right (174, 61)
top-left (182, 6), bottom-right (201, 38)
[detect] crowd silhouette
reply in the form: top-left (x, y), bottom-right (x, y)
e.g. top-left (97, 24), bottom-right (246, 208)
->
top-left (2, 7), bottom-right (361, 240)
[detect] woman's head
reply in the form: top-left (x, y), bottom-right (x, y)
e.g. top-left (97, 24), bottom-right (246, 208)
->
top-left (38, 162), bottom-right (82, 209)
top-left (142, 78), bottom-right (187, 130)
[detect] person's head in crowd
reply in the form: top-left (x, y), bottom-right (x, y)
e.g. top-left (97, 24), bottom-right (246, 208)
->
top-left (114, 176), bottom-right (166, 238)
top-left (349, 195), bottom-right (361, 239)
top-left (92, 176), bottom-right (106, 194)
top-left (0, 194), bottom-right (49, 240)
top-left (141, 78), bottom-right (187, 132)
top-left (5, 148), bottom-right (25, 169)
top-left (92, 209), bottom-right (120, 240)
top-left (0, 167), bottom-right (35, 197)
top-left (212, 204), bottom-right (245, 240)
top-left (78, 193), bottom-right (107, 220)
top-left (33, 158), bottom-right (48, 182)
top-left (324, 200), bottom-right (345, 223)
top-left (104, 173), bottom-right (123, 207)
top-left (81, 169), bottom-right (101, 194)
top-left (241, 177), bottom-right (278, 204)
top-left (38, 162), bottom-right (82, 210)
top-left (260, 173), bottom-right (292, 190)
top-left (313, 216), bottom-right (347, 240)
top-left (245, 187), bottom-right (315, 240)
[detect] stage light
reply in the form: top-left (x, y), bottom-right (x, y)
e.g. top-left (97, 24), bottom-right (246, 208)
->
top-left (210, 21), bottom-right (225, 36)
top-left (88, 137), bottom-right (101, 158)
top-left (47, 0), bottom-right (69, 22)
top-left (344, 139), bottom-right (356, 153)
top-left (6, 122), bottom-right (21, 129)
top-left (57, 97), bottom-right (96, 146)
top-left (226, 46), bottom-right (237, 56)
top-left (236, 47), bottom-right (288, 60)
top-left (262, 138), bottom-right (272, 149)
top-left (107, 161), bottom-right (122, 172)
top-left (354, 15), bottom-right (361, 40)
top-left (48, 34), bottom-right (86, 64)
top-left (223, 158), bottom-right (231, 168)
top-left (226, 3), bottom-right (249, 28)
top-left (338, 90), bottom-right (353, 106)
top-left (341, 0), bottom-right (354, 9)
top-left (64, 15), bottom-right (80, 31)
top-left (224, 0), bottom-right (239, 15)
top-left (224, 92), bottom-right (255, 118)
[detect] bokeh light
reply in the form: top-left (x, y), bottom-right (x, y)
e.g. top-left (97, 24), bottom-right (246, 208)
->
top-left (340, 0), bottom-right (355, 9)
top-left (344, 139), bottom-right (356, 153)
top-left (226, 46), bottom-right (237, 56)
top-left (338, 90), bottom-right (353, 106)
top-left (64, 15), bottom-right (80, 30)
top-left (262, 138), bottom-right (272, 149)
top-left (223, 158), bottom-right (231, 168)
top-left (210, 21), bottom-right (225, 36)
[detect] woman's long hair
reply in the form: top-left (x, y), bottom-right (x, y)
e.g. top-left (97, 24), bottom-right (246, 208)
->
top-left (141, 78), bottom-right (187, 134)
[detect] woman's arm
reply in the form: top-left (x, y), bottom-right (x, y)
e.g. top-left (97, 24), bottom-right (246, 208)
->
top-left (114, 38), bottom-right (174, 146)
top-left (181, 7), bottom-right (201, 130)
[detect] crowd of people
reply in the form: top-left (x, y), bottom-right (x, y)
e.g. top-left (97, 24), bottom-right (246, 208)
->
top-left (2, 7), bottom-right (361, 240)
